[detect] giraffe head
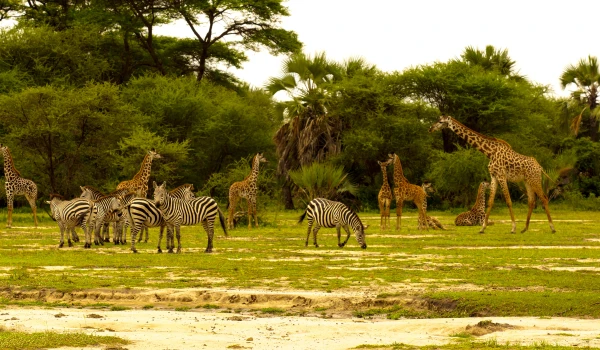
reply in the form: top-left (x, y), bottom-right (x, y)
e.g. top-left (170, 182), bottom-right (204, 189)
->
top-left (256, 153), bottom-right (267, 163)
top-left (377, 155), bottom-right (393, 168)
top-left (148, 150), bottom-right (162, 160)
top-left (428, 115), bottom-right (453, 133)
top-left (153, 181), bottom-right (168, 207)
top-left (480, 181), bottom-right (490, 190)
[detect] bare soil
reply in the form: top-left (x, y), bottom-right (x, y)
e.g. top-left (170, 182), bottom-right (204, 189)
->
top-left (2, 287), bottom-right (600, 349)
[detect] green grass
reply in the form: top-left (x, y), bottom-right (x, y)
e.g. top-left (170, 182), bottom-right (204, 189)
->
top-left (352, 341), bottom-right (600, 349)
top-left (1, 205), bottom-right (600, 318)
top-left (0, 328), bottom-right (129, 350)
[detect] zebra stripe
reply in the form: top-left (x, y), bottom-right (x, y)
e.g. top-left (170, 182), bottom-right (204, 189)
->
top-left (46, 196), bottom-right (94, 248)
top-left (124, 198), bottom-right (172, 253)
top-left (88, 196), bottom-right (124, 246)
top-left (298, 198), bottom-right (367, 249)
top-left (153, 181), bottom-right (227, 253)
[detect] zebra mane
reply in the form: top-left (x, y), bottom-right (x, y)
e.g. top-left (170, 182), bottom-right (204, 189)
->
top-left (49, 193), bottom-right (65, 200)
top-left (81, 185), bottom-right (105, 194)
top-left (169, 183), bottom-right (194, 193)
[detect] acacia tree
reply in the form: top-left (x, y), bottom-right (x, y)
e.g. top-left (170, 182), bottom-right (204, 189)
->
top-left (560, 55), bottom-right (600, 141)
top-left (168, 0), bottom-right (302, 82)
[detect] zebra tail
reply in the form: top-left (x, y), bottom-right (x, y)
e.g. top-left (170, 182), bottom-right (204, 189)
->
top-left (218, 207), bottom-right (228, 236)
top-left (298, 210), bottom-right (307, 224)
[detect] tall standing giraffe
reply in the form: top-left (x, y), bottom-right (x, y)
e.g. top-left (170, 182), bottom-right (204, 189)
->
top-left (0, 144), bottom-right (38, 228)
top-left (389, 153), bottom-right (429, 231)
top-left (429, 115), bottom-right (555, 234)
top-left (227, 153), bottom-right (267, 229)
top-left (116, 150), bottom-right (161, 198)
top-left (377, 156), bottom-right (394, 230)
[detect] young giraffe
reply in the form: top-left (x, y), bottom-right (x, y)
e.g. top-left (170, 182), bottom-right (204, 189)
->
top-left (116, 150), bottom-right (161, 198)
top-left (429, 115), bottom-right (555, 233)
top-left (227, 153), bottom-right (267, 230)
top-left (455, 181), bottom-right (491, 226)
top-left (377, 156), bottom-right (394, 230)
top-left (419, 183), bottom-right (446, 230)
top-left (389, 153), bottom-right (429, 231)
top-left (0, 144), bottom-right (38, 228)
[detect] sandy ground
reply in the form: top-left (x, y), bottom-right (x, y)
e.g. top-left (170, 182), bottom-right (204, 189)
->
top-left (3, 305), bottom-right (600, 349)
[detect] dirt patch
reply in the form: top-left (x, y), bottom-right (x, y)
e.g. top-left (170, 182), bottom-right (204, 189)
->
top-left (465, 319), bottom-right (518, 336)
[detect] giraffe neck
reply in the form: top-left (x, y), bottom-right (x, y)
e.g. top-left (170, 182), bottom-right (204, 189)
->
top-left (133, 154), bottom-right (154, 183)
top-left (473, 183), bottom-right (487, 211)
top-left (447, 117), bottom-right (508, 158)
top-left (1, 148), bottom-right (20, 180)
top-left (393, 155), bottom-right (407, 184)
top-left (381, 164), bottom-right (390, 189)
top-left (246, 155), bottom-right (261, 185)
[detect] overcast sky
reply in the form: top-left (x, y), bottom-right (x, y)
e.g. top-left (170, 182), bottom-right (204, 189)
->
top-left (165, 0), bottom-right (598, 98)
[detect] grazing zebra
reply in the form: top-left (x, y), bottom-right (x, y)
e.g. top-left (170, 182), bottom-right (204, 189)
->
top-left (134, 184), bottom-right (196, 244)
top-left (124, 198), bottom-right (172, 253)
top-left (46, 195), bottom-right (94, 248)
top-left (153, 181), bottom-right (227, 253)
top-left (298, 198), bottom-right (367, 249)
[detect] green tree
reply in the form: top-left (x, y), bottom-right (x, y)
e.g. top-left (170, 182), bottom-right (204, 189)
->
top-left (168, 0), bottom-right (302, 82)
top-left (459, 45), bottom-right (522, 79)
top-left (289, 162), bottom-right (357, 205)
top-left (0, 83), bottom-right (142, 197)
top-left (560, 55), bottom-right (600, 141)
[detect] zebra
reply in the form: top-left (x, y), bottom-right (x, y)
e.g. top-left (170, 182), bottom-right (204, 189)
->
top-left (46, 194), bottom-right (94, 248)
top-left (153, 181), bottom-right (227, 253)
top-left (80, 186), bottom-right (130, 243)
top-left (124, 198), bottom-right (173, 253)
top-left (298, 198), bottom-right (368, 249)
top-left (87, 195), bottom-right (124, 246)
top-left (133, 184), bottom-right (196, 244)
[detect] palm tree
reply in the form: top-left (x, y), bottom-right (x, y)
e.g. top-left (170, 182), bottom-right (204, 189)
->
top-left (560, 55), bottom-right (600, 141)
top-left (266, 53), bottom-right (376, 208)
top-left (460, 45), bottom-right (523, 79)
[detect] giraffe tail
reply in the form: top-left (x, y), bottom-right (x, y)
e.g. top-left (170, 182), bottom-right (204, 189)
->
top-left (217, 207), bottom-right (228, 237)
top-left (298, 210), bottom-right (307, 224)
top-left (542, 169), bottom-right (557, 185)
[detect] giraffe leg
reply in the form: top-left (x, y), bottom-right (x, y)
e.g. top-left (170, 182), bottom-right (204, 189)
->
top-left (481, 177), bottom-right (498, 234)
top-left (253, 201), bottom-right (259, 228)
top-left (499, 179), bottom-right (516, 233)
top-left (532, 182), bottom-right (556, 233)
top-left (6, 194), bottom-right (13, 228)
top-left (385, 199), bottom-right (391, 230)
top-left (228, 196), bottom-right (238, 230)
top-left (416, 198), bottom-right (429, 231)
top-left (395, 197), bottom-right (404, 231)
top-left (247, 199), bottom-right (252, 230)
top-left (522, 183), bottom-right (536, 234)
top-left (378, 200), bottom-right (385, 230)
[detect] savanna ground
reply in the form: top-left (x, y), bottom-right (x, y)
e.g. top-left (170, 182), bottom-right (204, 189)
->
top-left (1, 203), bottom-right (600, 350)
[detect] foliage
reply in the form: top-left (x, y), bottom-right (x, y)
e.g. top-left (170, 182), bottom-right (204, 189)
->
top-left (426, 147), bottom-right (489, 207)
top-left (288, 162), bottom-right (357, 205)
top-left (0, 329), bottom-right (129, 349)
top-left (0, 83), bottom-right (141, 197)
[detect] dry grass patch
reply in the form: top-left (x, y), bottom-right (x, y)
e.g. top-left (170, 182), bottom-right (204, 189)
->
top-left (464, 320), bottom-right (518, 336)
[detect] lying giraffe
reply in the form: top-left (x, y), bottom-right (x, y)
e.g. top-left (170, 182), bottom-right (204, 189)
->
top-left (389, 153), bottom-right (428, 231)
top-left (429, 115), bottom-right (555, 233)
top-left (0, 144), bottom-right (38, 228)
top-left (419, 183), bottom-right (446, 230)
top-left (377, 155), bottom-right (394, 230)
top-left (227, 153), bottom-right (267, 229)
top-left (455, 181), bottom-right (491, 226)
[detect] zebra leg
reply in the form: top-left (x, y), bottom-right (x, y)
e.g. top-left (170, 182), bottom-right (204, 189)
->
top-left (340, 225), bottom-right (351, 248)
top-left (304, 220), bottom-right (313, 247)
top-left (103, 222), bottom-right (110, 243)
top-left (58, 223), bottom-right (65, 248)
top-left (130, 221), bottom-right (139, 253)
top-left (312, 226), bottom-right (320, 248)
top-left (202, 220), bottom-right (214, 253)
top-left (175, 225), bottom-right (182, 254)
top-left (137, 225), bottom-right (143, 243)
top-left (144, 226), bottom-right (149, 243)
top-left (71, 228), bottom-right (80, 242)
top-left (336, 225), bottom-right (342, 247)
top-left (157, 225), bottom-right (164, 253)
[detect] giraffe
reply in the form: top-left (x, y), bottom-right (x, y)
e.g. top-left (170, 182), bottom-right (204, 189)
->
top-left (116, 150), bottom-right (161, 198)
top-left (455, 181), bottom-right (491, 226)
top-left (377, 156), bottom-right (394, 230)
top-left (429, 115), bottom-right (555, 233)
top-left (0, 144), bottom-right (38, 228)
top-left (419, 182), bottom-right (446, 230)
top-left (227, 153), bottom-right (267, 230)
top-left (388, 153), bottom-right (429, 231)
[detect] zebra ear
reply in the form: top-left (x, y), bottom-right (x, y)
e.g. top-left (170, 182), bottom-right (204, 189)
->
top-left (377, 161), bottom-right (382, 165)
top-left (45, 200), bottom-right (51, 204)
top-left (363, 224), bottom-right (369, 230)
top-left (153, 181), bottom-right (158, 189)
top-left (161, 181), bottom-right (166, 188)
top-left (80, 186), bottom-right (85, 191)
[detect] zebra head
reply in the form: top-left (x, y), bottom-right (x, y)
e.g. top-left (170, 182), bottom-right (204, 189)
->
top-left (182, 187), bottom-right (195, 200)
top-left (153, 181), bottom-right (168, 207)
top-left (351, 219), bottom-right (368, 249)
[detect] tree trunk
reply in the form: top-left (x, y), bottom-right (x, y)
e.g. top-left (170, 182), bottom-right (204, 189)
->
top-left (282, 181), bottom-right (294, 210)
top-left (197, 45), bottom-right (208, 82)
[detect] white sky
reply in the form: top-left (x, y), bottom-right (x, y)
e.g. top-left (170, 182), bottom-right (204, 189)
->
top-left (173, 0), bottom-right (598, 98)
